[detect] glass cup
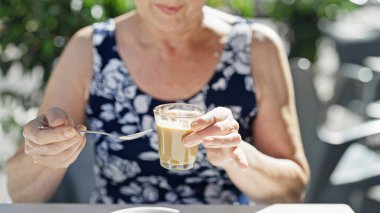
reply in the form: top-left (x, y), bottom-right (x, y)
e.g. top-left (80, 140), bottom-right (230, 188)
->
top-left (153, 103), bottom-right (204, 170)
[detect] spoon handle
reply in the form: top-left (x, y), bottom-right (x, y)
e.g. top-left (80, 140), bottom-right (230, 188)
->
top-left (38, 125), bottom-right (152, 141)
top-left (79, 130), bottom-right (120, 139)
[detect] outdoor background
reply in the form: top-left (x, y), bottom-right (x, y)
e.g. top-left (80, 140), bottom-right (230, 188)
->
top-left (2, 0), bottom-right (380, 212)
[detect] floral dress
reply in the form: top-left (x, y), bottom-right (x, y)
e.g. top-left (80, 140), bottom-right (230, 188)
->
top-left (86, 17), bottom-right (258, 204)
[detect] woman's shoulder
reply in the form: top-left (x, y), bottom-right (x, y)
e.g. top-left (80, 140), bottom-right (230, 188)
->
top-left (71, 25), bottom-right (93, 45)
top-left (251, 23), bottom-right (284, 52)
top-left (203, 6), bottom-right (239, 25)
top-left (69, 17), bottom-right (119, 50)
top-left (70, 16), bottom-right (122, 48)
top-left (204, 6), bottom-right (282, 48)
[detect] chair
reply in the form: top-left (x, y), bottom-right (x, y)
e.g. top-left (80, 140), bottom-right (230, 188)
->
top-left (290, 58), bottom-right (322, 175)
top-left (289, 58), bottom-right (380, 206)
top-left (361, 185), bottom-right (380, 213)
top-left (318, 6), bottom-right (380, 66)
top-left (323, 63), bottom-right (373, 121)
top-left (48, 138), bottom-right (95, 203)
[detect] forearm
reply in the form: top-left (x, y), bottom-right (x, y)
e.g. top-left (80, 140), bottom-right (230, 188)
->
top-left (224, 141), bottom-right (308, 203)
top-left (5, 144), bottom-right (66, 202)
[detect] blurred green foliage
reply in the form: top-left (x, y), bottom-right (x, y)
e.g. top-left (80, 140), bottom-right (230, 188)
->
top-left (0, 0), bottom-right (359, 84)
top-left (0, 0), bottom-right (134, 84)
top-left (0, 0), bottom-right (359, 135)
top-left (0, 0), bottom-right (255, 136)
top-left (0, 0), bottom-right (254, 90)
top-left (264, 0), bottom-right (358, 60)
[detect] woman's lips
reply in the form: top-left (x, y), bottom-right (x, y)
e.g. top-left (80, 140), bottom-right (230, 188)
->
top-left (154, 4), bottom-right (184, 15)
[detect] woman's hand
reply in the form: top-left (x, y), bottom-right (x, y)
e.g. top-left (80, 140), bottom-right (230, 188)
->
top-left (22, 107), bottom-right (86, 169)
top-left (183, 107), bottom-right (248, 170)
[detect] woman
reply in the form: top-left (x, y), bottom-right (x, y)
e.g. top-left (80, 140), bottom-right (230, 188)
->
top-left (6, 1), bottom-right (309, 204)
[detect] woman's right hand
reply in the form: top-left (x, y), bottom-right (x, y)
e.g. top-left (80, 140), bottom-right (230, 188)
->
top-left (22, 107), bottom-right (86, 169)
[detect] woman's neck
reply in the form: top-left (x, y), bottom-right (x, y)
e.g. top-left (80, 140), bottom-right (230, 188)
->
top-left (132, 13), bottom-right (206, 60)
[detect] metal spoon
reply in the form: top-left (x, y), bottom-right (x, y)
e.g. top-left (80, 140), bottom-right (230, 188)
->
top-left (38, 126), bottom-right (153, 141)
top-left (84, 129), bottom-right (153, 141)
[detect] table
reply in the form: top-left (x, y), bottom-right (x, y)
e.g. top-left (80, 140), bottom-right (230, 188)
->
top-left (0, 204), bottom-right (354, 213)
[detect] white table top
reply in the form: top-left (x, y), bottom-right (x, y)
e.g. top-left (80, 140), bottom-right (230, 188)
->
top-left (0, 204), bottom-right (354, 213)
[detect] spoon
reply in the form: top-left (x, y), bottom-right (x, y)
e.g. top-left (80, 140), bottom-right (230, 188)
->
top-left (38, 126), bottom-right (153, 141)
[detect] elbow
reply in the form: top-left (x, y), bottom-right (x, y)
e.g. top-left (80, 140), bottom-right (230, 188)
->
top-left (5, 162), bottom-right (34, 203)
top-left (7, 190), bottom-right (23, 204)
top-left (283, 170), bottom-right (310, 203)
top-left (4, 157), bottom-right (18, 202)
top-left (4, 158), bottom-right (38, 203)
top-left (4, 154), bottom-right (33, 203)
top-left (284, 186), bottom-right (306, 203)
top-left (288, 154), bottom-right (310, 202)
top-left (5, 154), bottom-right (60, 203)
top-left (257, 173), bottom-right (309, 203)
top-left (274, 183), bottom-right (307, 203)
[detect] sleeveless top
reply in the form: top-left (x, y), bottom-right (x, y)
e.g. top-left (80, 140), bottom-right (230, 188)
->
top-left (86, 17), bottom-right (258, 204)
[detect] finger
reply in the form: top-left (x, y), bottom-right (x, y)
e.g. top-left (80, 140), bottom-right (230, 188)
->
top-left (34, 136), bottom-right (86, 169)
top-left (76, 124), bottom-right (87, 137)
top-left (183, 119), bottom-right (238, 147)
top-left (23, 114), bottom-right (48, 136)
top-left (25, 125), bottom-right (78, 145)
top-left (231, 147), bottom-right (249, 170)
top-left (70, 136), bottom-right (86, 160)
top-left (62, 136), bottom-right (86, 168)
top-left (191, 107), bottom-right (231, 131)
top-left (25, 135), bottom-right (83, 156)
top-left (60, 136), bottom-right (87, 168)
top-left (32, 140), bottom-right (82, 163)
top-left (202, 132), bottom-right (241, 148)
top-left (206, 147), bottom-right (232, 165)
top-left (45, 107), bottom-right (70, 128)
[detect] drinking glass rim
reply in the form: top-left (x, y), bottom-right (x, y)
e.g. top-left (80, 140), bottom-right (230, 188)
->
top-left (153, 103), bottom-right (205, 118)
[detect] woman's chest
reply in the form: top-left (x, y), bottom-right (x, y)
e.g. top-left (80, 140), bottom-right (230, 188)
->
top-left (117, 45), bottom-right (223, 101)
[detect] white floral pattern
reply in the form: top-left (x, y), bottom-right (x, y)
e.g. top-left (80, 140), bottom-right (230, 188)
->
top-left (86, 18), bottom-right (257, 204)
top-left (103, 156), bottom-right (141, 183)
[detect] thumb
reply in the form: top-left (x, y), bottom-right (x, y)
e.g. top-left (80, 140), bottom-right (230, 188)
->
top-left (231, 147), bottom-right (249, 170)
top-left (75, 124), bottom-right (87, 137)
top-left (45, 107), bottom-right (72, 128)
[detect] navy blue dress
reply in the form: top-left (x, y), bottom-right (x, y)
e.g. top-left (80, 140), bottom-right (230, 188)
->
top-left (86, 18), bottom-right (258, 204)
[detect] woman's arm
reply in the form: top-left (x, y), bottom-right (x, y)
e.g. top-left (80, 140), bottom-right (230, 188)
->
top-left (223, 24), bottom-right (310, 203)
top-left (5, 26), bottom-right (93, 202)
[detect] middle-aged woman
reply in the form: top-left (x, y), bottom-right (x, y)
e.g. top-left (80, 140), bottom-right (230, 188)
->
top-left (6, 1), bottom-right (310, 204)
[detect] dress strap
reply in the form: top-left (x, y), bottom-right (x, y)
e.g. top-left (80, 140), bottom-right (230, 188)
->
top-left (227, 19), bottom-right (253, 54)
top-left (92, 19), bottom-right (116, 46)
top-left (220, 19), bottom-right (253, 77)
top-left (91, 19), bottom-right (119, 77)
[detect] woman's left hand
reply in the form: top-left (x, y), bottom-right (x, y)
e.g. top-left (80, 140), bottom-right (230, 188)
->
top-left (183, 107), bottom-right (248, 170)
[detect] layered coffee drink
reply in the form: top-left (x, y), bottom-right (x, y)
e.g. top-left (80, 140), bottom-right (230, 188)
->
top-left (157, 125), bottom-right (198, 169)
top-left (153, 103), bottom-right (204, 170)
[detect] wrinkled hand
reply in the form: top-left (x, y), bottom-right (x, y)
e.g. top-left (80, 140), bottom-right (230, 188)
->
top-left (183, 107), bottom-right (248, 170)
top-left (23, 107), bottom-right (86, 169)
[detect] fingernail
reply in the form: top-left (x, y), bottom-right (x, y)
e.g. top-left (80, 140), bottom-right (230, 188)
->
top-left (80, 132), bottom-right (85, 137)
top-left (204, 137), bottom-right (214, 146)
top-left (77, 125), bottom-right (86, 137)
top-left (240, 163), bottom-right (249, 171)
top-left (51, 118), bottom-right (63, 126)
top-left (191, 121), bottom-right (199, 131)
top-left (64, 127), bottom-right (76, 138)
top-left (182, 137), bottom-right (192, 147)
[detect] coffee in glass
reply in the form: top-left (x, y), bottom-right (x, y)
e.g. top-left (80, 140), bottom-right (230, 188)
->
top-left (153, 103), bottom-right (204, 170)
